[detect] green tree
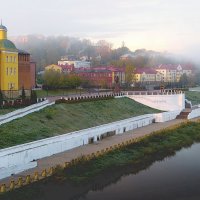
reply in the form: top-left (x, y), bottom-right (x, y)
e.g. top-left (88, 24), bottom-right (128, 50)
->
top-left (43, 70), bottom-right (62, 88)
top-left (0, 90), bottom-right (3, 106)
top-left (125, 65), bottom-right (135, 86)
top-left (21, 87), bottom-right (26, 101)
top-left (30, 90), bottom-right (37, 104)
top-left (179, 73), bottom-right (189, 88)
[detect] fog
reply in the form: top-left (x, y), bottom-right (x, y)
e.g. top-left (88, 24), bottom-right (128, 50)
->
top-left (1, 0), bottom-right (200, 64)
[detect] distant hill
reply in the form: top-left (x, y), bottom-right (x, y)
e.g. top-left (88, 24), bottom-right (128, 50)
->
top-left (9, 35), bottom-right (195, 71)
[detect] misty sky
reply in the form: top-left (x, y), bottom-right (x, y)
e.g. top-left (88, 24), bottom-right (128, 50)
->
top-left (1, 0), bottom-right (200, 56)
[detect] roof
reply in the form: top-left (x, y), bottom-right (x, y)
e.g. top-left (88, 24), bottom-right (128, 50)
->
top-left (135, 68), bottom-right (158, 74)
top-left (157, 64), bottom-right (193, 70)
top-left (0, 24), bottom-right (7, 31)
top-left (75, 69), bottom-right (111, 73)
top-left (18, 49), bottom-right (30, 55)
top-left (0, 39), bottom-right (17, 52)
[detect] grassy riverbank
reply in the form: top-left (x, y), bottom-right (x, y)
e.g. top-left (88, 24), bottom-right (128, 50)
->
top-left (185, 91), bottom-right (200, 105)
top-left (0, 98), bottom-right (159, 149)
top-left (60, 120), bottom-right (200, 183)
top-left (1, 120), bottom-right (200, 200)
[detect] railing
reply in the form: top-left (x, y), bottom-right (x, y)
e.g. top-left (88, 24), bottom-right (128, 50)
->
top-left (126, 90), bottom-right (183, 96)
top-left (0, 100), bottom-right (54, 125)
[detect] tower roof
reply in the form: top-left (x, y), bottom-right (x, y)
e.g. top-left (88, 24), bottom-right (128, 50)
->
top-left (0, 21), bottom-right (7, 31)
top-left (0, 39), bottom-right (17, 51)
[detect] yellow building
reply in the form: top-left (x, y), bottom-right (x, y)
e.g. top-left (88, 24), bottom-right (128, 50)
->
top-left (0, 23), bottom-right (18, 93)
top-left (45, 64), bottom-right (62, 73)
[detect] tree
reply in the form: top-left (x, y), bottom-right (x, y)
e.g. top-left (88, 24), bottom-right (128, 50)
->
top-left (30, 90), bottom-right (37, 104)
top-left (43, 70), bottom-right (62, 89)
top-left (125, 65), bottom-right (135, 86)
top-left (0, 90), bottom-right (3, 106)
top-left (179, 73), bottom-right (189, 88)
top-left (21, 87), bottom-right (26, 101)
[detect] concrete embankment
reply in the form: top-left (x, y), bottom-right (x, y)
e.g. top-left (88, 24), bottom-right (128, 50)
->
top-left (2, 117), bottom-right (198, 192)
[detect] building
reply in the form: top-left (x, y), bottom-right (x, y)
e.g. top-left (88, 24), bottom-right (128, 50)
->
top-left (0, 23), bottom-right (36, 97)
top-left (134, 68), bottom-right (162, 83)
top-left (75, 66), bottom-right (125, 88)
top-left (156, 64), bottom-right (194, 82)
top-left (45, 64), bottom-right (62, 73)
top-left (0, 23), bottom-right (18, 96)
top-left (58, 56), bottom-right (91, 68)
top-left (18, 50), bottom-right (36, 90)
top-left (45, 64), bottom-right (74, 74)
top-left (120, 53), bottom-right (134, 60)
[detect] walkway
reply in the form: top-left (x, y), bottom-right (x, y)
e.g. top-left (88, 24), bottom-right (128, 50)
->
top-left (1, 117), bottom-right (199, 185)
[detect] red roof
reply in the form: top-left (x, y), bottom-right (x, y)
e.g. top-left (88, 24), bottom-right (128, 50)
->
top-left (157, 64), bottom-right (193, 70)
top-left (135, 68), bottom-right (157, 74)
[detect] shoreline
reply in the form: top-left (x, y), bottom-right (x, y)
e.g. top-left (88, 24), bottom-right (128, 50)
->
top-left (0, 118), bottom-right (200, 198)
top-left (1, 117), bottom-right (199, 188)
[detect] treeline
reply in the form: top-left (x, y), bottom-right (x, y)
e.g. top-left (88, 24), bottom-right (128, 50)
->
top-left (43, 70), bottom-right (86, 89)
top-left (12, 35), bottom-right (187, 71)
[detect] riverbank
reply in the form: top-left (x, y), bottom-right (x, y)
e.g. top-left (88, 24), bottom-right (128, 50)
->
top-left (0, 98), bottom-right (159, 149)
top-left (0, 118), bottom-right (197, 187)
top-left (1, 118), bottom-right (200, 200)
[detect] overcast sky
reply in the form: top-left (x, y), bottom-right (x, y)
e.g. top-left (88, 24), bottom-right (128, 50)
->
top-left (1, 0), bottom-right (200, 56)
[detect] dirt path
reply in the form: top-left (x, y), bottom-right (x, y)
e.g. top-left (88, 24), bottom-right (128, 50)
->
top-left (0, 117), bottom-right (199, 185)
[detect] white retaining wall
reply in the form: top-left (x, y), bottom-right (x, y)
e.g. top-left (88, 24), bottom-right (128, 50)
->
top-left (0, 100), bottom-right (55, 125)
top-left (188, 107), bottom-right (200, 119)
top-left (154, 110), bottom-right (181, 122)
top-left (0, 114), bottom-right (154, 179)
top-left (127, 93), bottom-right (185, 111)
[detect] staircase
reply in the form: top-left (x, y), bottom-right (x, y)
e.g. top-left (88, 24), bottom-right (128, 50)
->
top-left (176, 108), bottom-right (191, 119)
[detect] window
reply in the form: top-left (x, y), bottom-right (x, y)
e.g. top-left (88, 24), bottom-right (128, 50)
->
top-left (14, 57), bottom-right (16, 63)
top-left (6, 56), bottom-right (8, 62)
top-left (14, 68), bottom-right (16, 75)
top-left (10, 56), bottom-right (12, 62)
top-left (10, 68), bottom-right (13, 75)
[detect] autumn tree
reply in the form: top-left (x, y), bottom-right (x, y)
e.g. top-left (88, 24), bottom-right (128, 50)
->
top-left (125, 65), bottom-right (135, 86)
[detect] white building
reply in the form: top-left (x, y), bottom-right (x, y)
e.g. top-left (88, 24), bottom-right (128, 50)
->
top-left (58, 56), bottom-right (91, 68)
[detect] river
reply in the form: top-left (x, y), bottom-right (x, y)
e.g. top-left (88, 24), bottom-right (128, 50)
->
top-left (2, 143), bottom-right (200, 200)
top-left (77, 143), bottom-right (200, 200)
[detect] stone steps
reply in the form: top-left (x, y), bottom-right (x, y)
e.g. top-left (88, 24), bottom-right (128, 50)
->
top-left (176, 109), bottom-right (191, 119)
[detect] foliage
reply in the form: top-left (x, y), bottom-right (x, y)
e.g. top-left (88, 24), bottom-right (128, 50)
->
top-left (14, 35), bottom-right (190, 71)
top-left (125, 65), bottom-right (135, 85)
top-left (30, 90), bottom-right (37, 104)
top-left (21, 87), bottom-right (26, 101)
top-left (0, 90), bottom-right (4, 106)
top-left (43, 70), bottom-right (82, 89)
top-left (179, 73), bottom-right (189, 88)
top-left (185, 91), bottom-right (200, 105)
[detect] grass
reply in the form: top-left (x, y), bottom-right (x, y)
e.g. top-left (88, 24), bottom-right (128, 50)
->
top-left (61, 121), bottom-right (200, 183)
top-left (1, 120), bottom-right (200, 200)
top-left (0, 97), bottom-right (159, 149)
top-left (35, 89), bottom-right (86, 98)
top-left (185, 91), bottom-right (200, 105)
top-left (0, 108), bottom-right (17, 115)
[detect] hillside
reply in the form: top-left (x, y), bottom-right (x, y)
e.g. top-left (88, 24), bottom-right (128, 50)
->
top-left (0, 97), bottom-right (160, 149)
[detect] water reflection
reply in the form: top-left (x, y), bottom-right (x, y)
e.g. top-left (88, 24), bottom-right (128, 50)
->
top-left (78, 143), bottom-right (200, 200)
top-left (2, 143), bottom-right (200, 200)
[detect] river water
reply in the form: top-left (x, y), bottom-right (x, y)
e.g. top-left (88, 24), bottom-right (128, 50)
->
top-left (77, 143), bottom-right (200, 200)
top-left (3, 143), bottom-right (200, 200)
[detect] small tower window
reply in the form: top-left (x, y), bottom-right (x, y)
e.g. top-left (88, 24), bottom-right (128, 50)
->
top-left (10, 67), bottom-right (12, 75)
